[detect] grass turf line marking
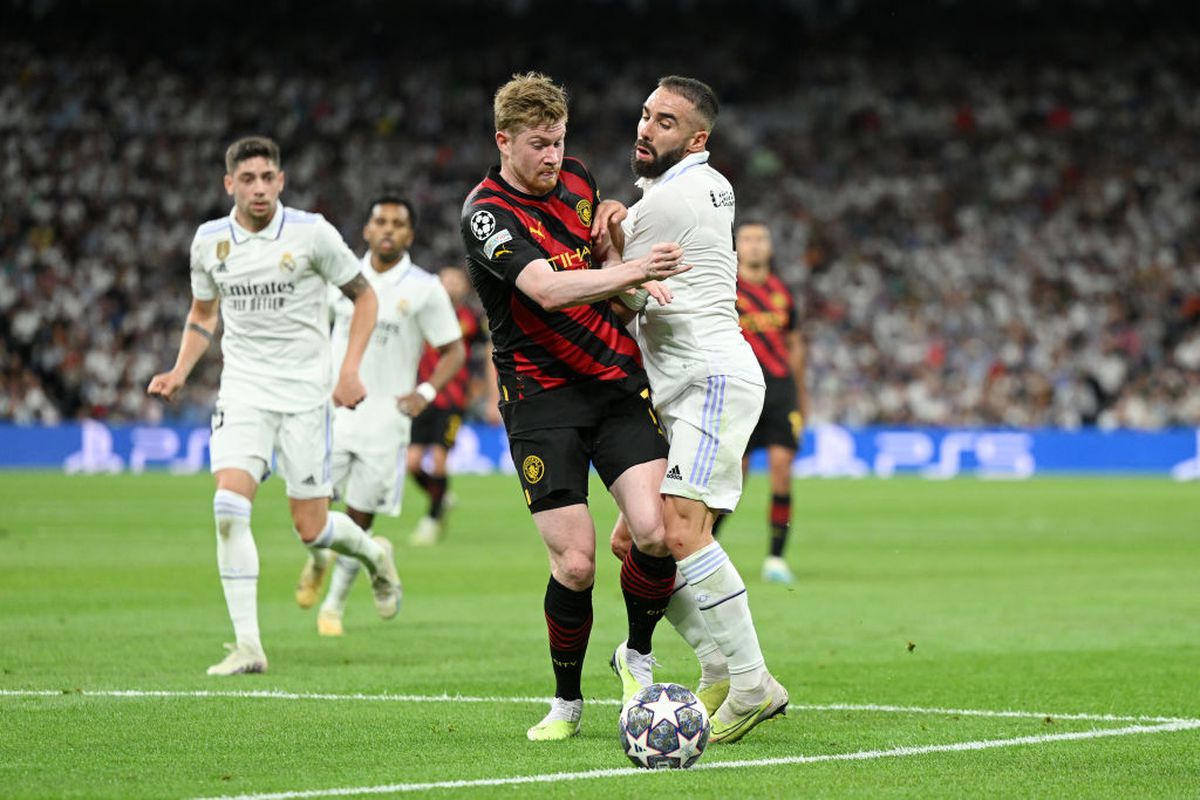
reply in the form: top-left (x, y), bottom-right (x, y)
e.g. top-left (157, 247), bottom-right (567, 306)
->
top-left (190, 720), bottom-right (1200, 800)
top-left (1, 689), bottom-right (1196, 725)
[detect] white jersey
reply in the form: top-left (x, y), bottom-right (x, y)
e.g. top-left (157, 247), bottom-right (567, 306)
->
top-left (621, 151), bottom-right (764, 402)
top-left (190, 204), bottom-right (361, 413)
top-left (329, 253), bottom-right (461, 442)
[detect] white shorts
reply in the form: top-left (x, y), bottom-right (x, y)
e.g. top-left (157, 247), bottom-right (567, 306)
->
top-left (209, 402), bottom-right (333, 500)
top-left (330, 439), bottom-right (407, 517)
top-left (328, 403), bottom-right (410, 516)
top-left (657, 375), bottom-right (764, 513)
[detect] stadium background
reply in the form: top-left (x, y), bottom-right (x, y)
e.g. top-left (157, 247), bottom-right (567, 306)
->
top-left (1, 0), bottom-right (1198, 471)
top-left (2, 4), bottom-right (1199, 797)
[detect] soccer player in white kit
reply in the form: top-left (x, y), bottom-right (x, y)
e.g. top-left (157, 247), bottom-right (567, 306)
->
top-left (600, 77), bottom-right (789, 743)
top-left (147, 137), bottom-right (402, 676)
top-left (294, 196), bottom-right (465, 636)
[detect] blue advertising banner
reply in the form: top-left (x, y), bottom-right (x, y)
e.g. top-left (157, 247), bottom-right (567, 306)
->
top-left (1, 421), bottom-right (1198, 479)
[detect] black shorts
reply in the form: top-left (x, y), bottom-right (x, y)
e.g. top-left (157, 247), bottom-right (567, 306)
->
top-left (746, 375), bottom-right (801, 452)
top-left (502, 378), bottom-right (668, 513)
top-left (411, 406), bottom-right (464, 449)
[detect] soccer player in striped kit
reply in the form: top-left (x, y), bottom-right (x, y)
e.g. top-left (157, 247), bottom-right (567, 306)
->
top-left (461, 72), bottom-right (691, 741)
top-left (710, 221), bottom-right (810, 584)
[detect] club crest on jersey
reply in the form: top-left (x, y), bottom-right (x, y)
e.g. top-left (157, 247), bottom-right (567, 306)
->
top-left (216, 240), bottom-right (230, 261)
top-left (522, 455), bottom-right (545, 485)
top-left (279, 252), bottom-right (296, 273)
top-left (575, 199), bottom-right (592, 226)
top-left (771, 291), bottom-right (789, 308)
top-left (470, 210), bottom-right (496, 240)
top-left (396, 298), bottom-right (410, 314)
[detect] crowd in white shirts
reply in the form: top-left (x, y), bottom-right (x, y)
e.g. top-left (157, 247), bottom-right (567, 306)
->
top-left (2, 4), bottom-right (1197, 428)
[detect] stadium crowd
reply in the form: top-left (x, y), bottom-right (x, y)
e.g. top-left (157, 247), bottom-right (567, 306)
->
top-left (2, 3), bottom-right (1198, 429)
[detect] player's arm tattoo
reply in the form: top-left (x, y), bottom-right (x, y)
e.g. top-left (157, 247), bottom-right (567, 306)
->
top-left (187, 322), bottom-right (214, 342)
top-left (339, 273), bottom-right (370, 301)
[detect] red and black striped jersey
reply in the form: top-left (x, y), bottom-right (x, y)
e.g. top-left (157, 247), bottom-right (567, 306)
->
top-left (460, 158), bottom-right (645, 400)
top-left (735, 272), bottom-right (797, 379)
top-left (417, 305), bottom-right (484, 411)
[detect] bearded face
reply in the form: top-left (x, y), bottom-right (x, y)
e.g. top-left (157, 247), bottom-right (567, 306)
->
top-left (630, 137), bottom-right (688, 179)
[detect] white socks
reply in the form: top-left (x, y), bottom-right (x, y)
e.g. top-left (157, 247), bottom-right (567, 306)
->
top-left (665, 572), bottom-right (728, 687)
top-left (319, 530), bottom-right (368, 615)
top-left (213, 490), bottom-right (261, 653)
top-left (305, 511), bottom-right (382, 573)
top-left (676, 541), bottom-right (766, 692)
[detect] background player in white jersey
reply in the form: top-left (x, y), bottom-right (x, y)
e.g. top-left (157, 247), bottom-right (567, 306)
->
top-left (147, 137), bottom-right (401, 676)
top-left (405, 265), bottom-right (489, 547)
top-left (598, 77), bottom-right (789, 743)
top-left (295, 196), bottom-right (465, 636)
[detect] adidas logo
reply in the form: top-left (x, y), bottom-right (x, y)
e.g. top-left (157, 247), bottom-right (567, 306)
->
top-left (302, 475), bottom-right (317, 486)
top-left (666, 465), bottom-right (683, 480)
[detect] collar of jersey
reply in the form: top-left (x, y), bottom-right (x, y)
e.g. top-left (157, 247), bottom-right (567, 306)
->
top-left (635, 150), bottom-right (710, 193)
top-left (228, 203), bottom-right (284, 243)
top-left (488, 165), bottom-right (557, 201)
top-left (361, 252), bottom-right (414, 284)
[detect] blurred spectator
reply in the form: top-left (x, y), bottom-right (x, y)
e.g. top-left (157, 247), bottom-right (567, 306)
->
top-left (1, 1), bottom-right (1197, 429)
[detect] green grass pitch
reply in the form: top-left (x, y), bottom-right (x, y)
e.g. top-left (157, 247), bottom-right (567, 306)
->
top-left (1, 472), bottom-right (1198, 798)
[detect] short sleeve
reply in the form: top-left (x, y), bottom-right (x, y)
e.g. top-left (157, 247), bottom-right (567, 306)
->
top-left (418, 281), bottom-right (465, 349)
top-left (311, 218), bottom-right (363, 287)
top-left (189, 232), bottom-right (218, 301)
top-left (462, 204), bottom-right (546, 286)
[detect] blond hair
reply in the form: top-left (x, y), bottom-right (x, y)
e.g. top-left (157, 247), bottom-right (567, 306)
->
top-left (493, 72), bottom-right (568, 135)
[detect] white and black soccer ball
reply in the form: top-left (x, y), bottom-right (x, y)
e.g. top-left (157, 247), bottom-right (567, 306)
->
top-left (469, 210), bottom-right (496, 240)
top-left (618, 682), bottom-right (710, 769)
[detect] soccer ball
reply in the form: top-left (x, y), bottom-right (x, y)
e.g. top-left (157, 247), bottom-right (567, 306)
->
top-left (618, 682), bottom-right (710, 769)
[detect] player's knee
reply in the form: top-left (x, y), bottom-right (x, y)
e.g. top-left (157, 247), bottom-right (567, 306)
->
top-left (291, 510), bottom-right (327, 543)
top-left (609, 514), bottom-right (633, 560)
top-left (554, 553), bottom-right (596, 589)
top-left (662, 517), bottom-right (708, 559)
top-left (627, 523), bottom-right (669, 558)
top-left (609, 528), bottom-right (632, 561)
top-left (347, 508), bottom-right (374, 531)
top-left (292, 525), bottom-right (318, 544)
top-left (621, 502), bottom-right (668, 554)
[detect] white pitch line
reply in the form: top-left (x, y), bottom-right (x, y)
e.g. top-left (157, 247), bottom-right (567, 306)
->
top-left (2, 689), bottom-right (1197, 725)
top-left (0, 689), bottom-right (559, 705)
top-left (789, 702), bottom-right (1200, 725)
top-left (191, 719), bottom-right (1200, 800)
